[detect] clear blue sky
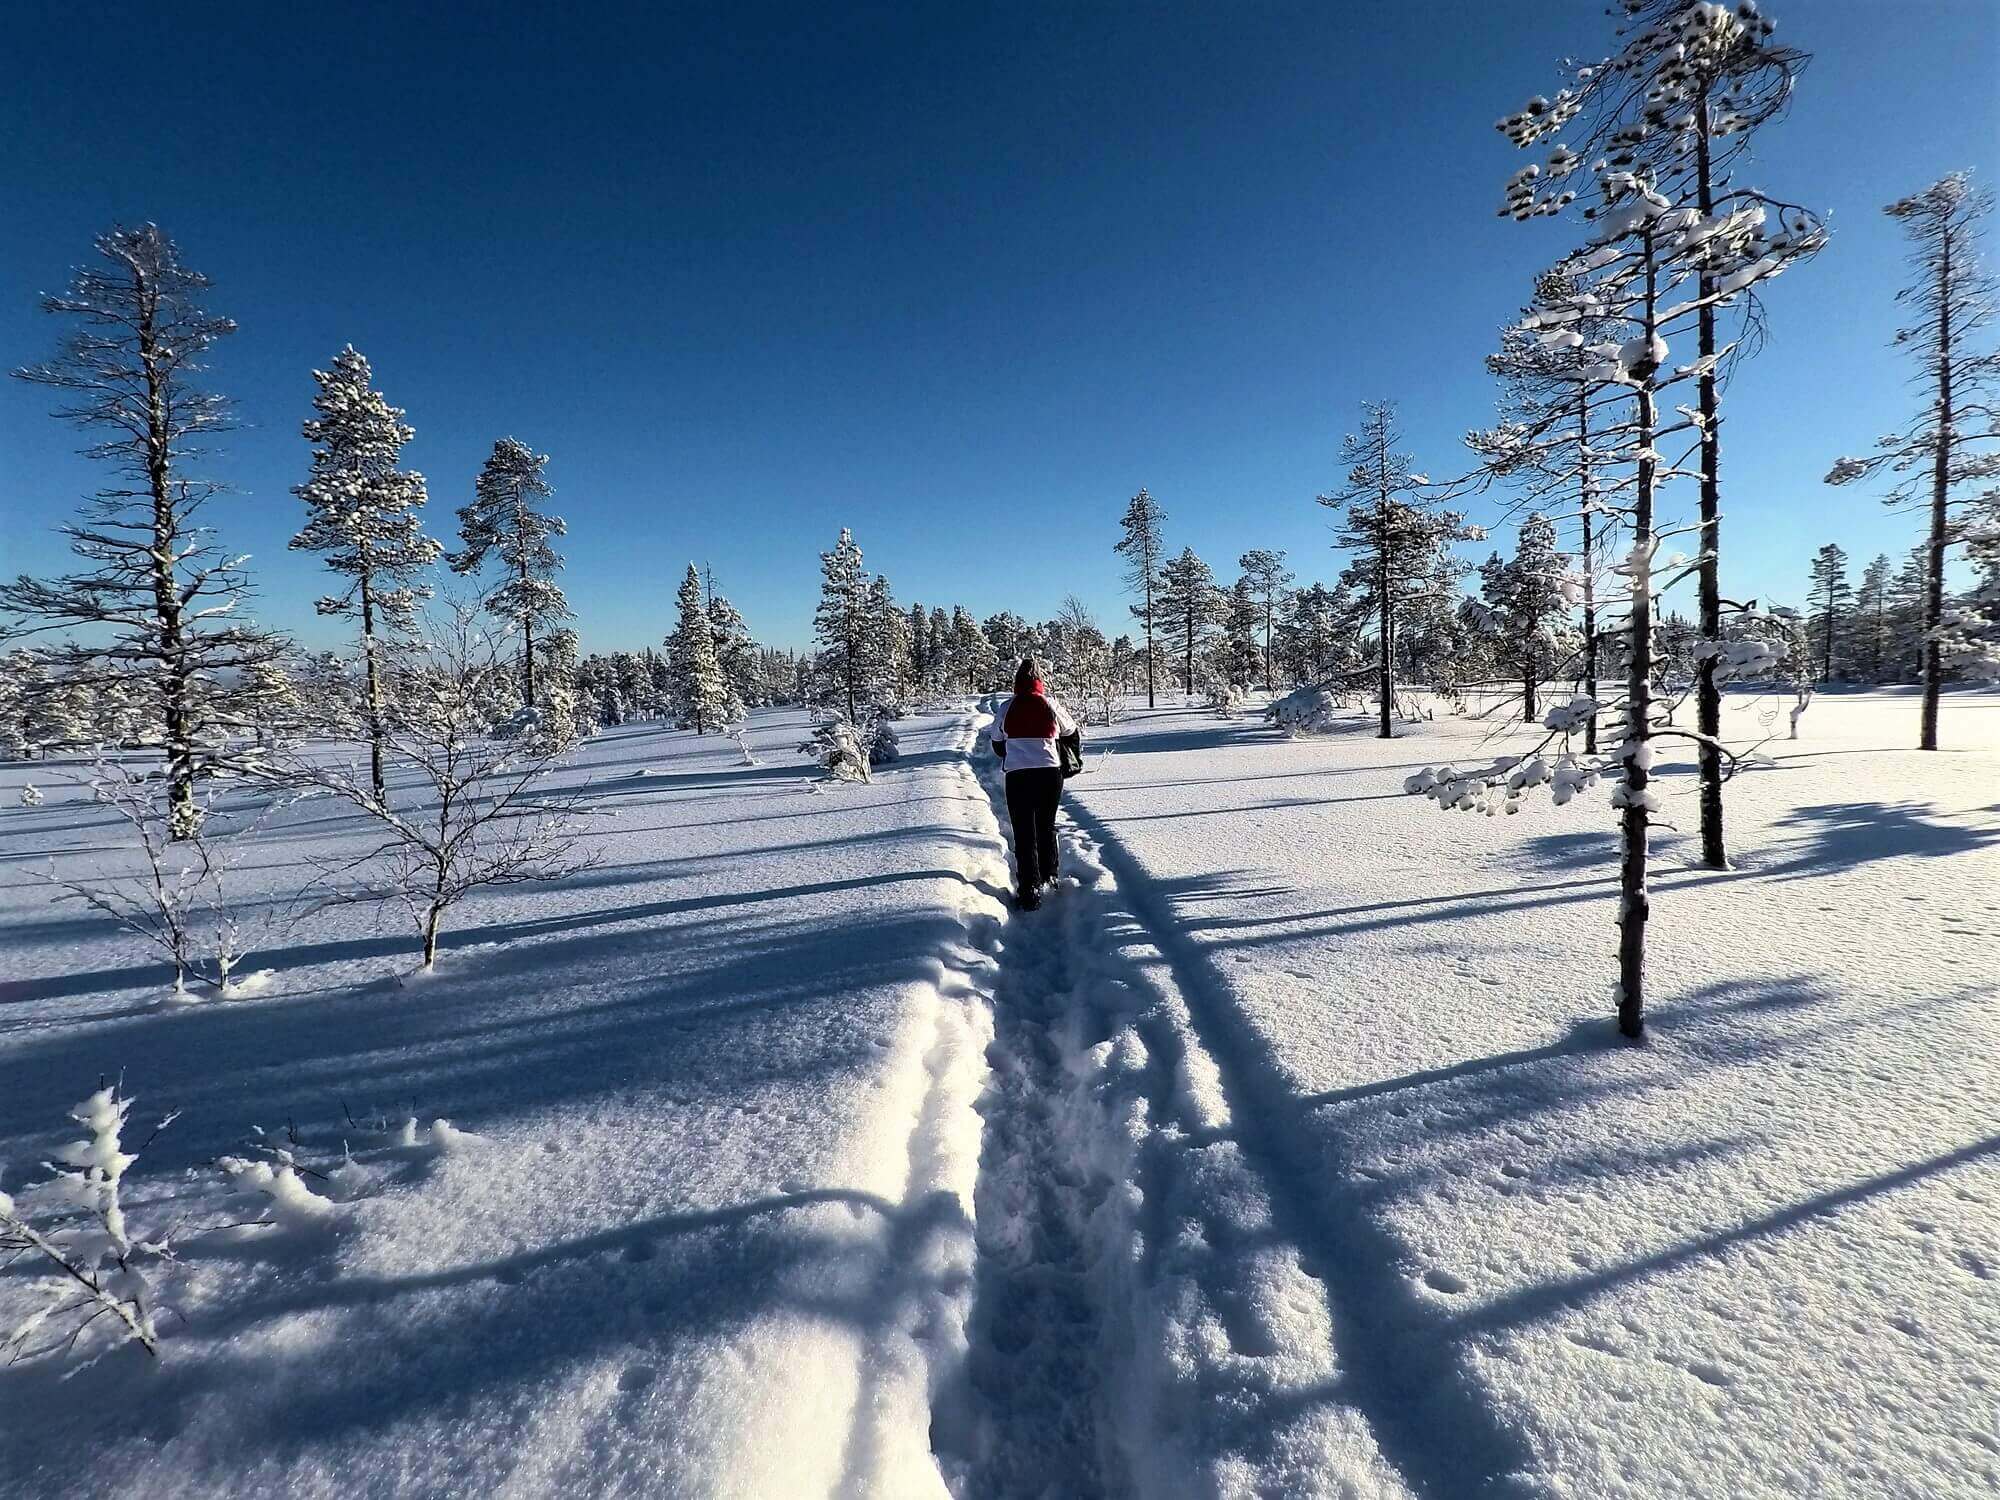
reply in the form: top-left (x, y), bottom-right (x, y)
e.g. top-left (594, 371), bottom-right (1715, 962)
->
top-left (3, 1), bottom-right (1995, 653)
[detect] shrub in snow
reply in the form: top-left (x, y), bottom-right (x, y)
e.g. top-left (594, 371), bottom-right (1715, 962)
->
top-left (1266, 684), bottom-right (1351, 735)
top-left (1, 1086), bottom-right (172, 1365)
top-left (39, 757), bottom-right (277, 999)
top-left (800, 717), bottom-right (871, 783)
top-left (868, 712), bottom-right (901, 766)
top-left (270, 601), bottom-right (600, 970)
top-left (19, 783), bottom-right (42, 807)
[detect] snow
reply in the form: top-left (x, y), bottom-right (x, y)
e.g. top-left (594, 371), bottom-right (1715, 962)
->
top-left (0, 709), bottom-right (999, 1498)
top-left (2, 689), bottom-right (1996, 1497)
top-left (1056, 688), bottom-right (2000, 1499)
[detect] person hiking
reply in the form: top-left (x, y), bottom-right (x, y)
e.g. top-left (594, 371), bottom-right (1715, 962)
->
top-left (990, 657), bottom-right (1081, 910)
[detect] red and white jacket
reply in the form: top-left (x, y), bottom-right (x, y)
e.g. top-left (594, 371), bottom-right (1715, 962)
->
top-left (989, 689), bottom-right (1078, 773)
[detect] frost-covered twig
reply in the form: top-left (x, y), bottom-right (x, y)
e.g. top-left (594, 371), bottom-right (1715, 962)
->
top-left (1, 1086), bottom-right (168, 1366)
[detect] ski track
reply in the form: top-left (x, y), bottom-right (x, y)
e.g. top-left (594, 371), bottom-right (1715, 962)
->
top-left (933, 720), bottom-right (1414, 1500)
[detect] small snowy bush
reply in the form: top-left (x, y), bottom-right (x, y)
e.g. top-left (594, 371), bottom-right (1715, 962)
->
top-left (1266, 684), bottom-right (1358, 735)
top-left (1, 1086), bottom-right (172, 1365)
top-left (800, 718), bottom-right (871, 783)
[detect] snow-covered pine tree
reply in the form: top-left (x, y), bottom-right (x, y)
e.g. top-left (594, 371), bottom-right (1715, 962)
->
top-left (1853, 554), bottom-right (1893, 682)
top-left (982, 612), bottom-right (1030, 669)
top-left (866, 575), bottom-right (909, 711)
top-left (1476, 512), bottom-right (1573, 720)
top-left (290, 346), bottom-right (443, 798)
top-left (949, 606), bottom-right (996, 694)
top-left (1319, 402), bottom-right (1479, 737)
top-left (1154, 548), bottom-right (1223, 696)
top-left (812, 529), bottom-right (870, 722)
top-left (452, 438), bottom-right (570, 711)
top-left (1414, 130), bottom-right (1800, 1039)
top-left (1469, 266), bottom-right (1625, 752)
top-left (1500, 0), bottom-right (1823, 867)
top-left (907, 602), bottom-right (930, 697)
top-left (1115, 488), bottom-right (1169, 706)
top-left (1827, 174), bottom-right (1999, 749)
top-left (667, 563), bottom-right (731, 733)
top-left (1236, 550), bottom-right (1293, 690)
top-left (707, 591), bottom-right (756, 718)
top-left (2, 226), bottom-right (288, 838)
top-left (1221, 575), bottom-right (1263, 691)
top-left (927, 607), bottom-right (952, 696)
top-left (1275, 582), bottom-right (1363, 688)
top-left (1804, 543), bottom-right (1852, 683)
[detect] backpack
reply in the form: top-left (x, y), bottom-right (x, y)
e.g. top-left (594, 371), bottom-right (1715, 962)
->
top-left (1058, 729), bottom-right (1083, 779)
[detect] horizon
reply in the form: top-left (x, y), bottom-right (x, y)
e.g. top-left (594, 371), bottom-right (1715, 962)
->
top-left (3, 1), bottom-right (1995, 655)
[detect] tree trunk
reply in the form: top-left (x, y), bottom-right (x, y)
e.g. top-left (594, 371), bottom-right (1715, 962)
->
top-left (1377, 589), bottom-right (1393, 739)
top-left (136, 275), bottom-right (200, 841)
top-left (1618, 238), bottom-right (1661, 1042)
top-left (1144, 576), bottom-right (1157, 708)
top-left (360, 565), bottom-right (386, 800)
top-left (1692, 106), bottom-right (1727, 870)
top-left (1523, 673), bottom-right (1537, 723)
top-left (1580, 395), bottom-right (1599, 756)
top-left (1921, 225), bottom-right (1953, 752)
top-left (422, 904), bottom-right (443, 970)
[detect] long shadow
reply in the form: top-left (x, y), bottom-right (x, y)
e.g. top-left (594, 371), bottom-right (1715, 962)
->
top-left (1057, 798), bottom-right (1538, 1499)
top-left (1457, 1131), bottom-right (2000, 1337)
top-left (0, 1179), bottom-right (972, 1479)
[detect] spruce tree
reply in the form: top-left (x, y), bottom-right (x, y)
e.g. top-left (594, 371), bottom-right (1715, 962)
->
top-left (1156, 548), bottom-right (1222, 695)
top-left (452, 439), bottom-right (569, 708)
top-left (668, 563), bottom-right (730, 733)
top-left (1478, 512), bottom-right (1572, 721)
top-left (813, 529), bottom-right (869, 721)
top-left (290, 346), bottom-right (442, 797)
top-left (707, 591), bottom-right (755, 719)
top-left (1854, 554), bottom-right (1893, 682)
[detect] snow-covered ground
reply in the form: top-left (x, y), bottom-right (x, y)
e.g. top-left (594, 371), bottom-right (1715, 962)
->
top-left (1044, 685), bottom-right (2000, 1499)
top-left (2, 689), bottom-right (1994, 1498)
top-left (0, 709), bottom-right (1009, 1498)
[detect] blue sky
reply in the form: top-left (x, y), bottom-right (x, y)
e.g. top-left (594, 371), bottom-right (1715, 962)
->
top-left (3, 1), bottom-right (1995, 653)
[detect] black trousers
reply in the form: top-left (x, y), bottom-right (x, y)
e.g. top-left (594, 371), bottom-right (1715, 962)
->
top-left (1003, 767), bottom-right (1064, 893)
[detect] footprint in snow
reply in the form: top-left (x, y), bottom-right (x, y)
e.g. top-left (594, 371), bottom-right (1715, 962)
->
top-left (618, 1365), bottom-right (658, 1393)
top-left (1423, 1269), bottom-right (1469, 1295)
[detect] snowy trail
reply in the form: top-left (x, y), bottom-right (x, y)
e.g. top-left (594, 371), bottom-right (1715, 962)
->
top-left (933, 745), bottom-right (1127, 1499)
top-left (934, 725), bottom-right (1416, 1499)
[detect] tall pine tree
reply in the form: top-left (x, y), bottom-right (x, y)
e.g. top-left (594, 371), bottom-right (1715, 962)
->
top-left (453, 439), bottom-right (569, 709)
top-left (290, 346), bottom-right (442, 797)
top-left (3, 225), bottom-right (287, 838)
top-left (1115, 488), bottom-right (1169, 707)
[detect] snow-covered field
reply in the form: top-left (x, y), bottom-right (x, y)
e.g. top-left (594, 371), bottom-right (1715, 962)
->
top-left (2, 689), bottom-right (1995, 1498)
